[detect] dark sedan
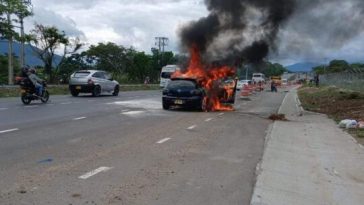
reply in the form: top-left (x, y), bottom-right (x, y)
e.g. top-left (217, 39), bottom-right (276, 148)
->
top-left (162, 78), bottom-right (207, 110)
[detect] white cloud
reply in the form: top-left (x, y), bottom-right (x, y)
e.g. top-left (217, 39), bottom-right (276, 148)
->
top-left (26, 0), bottom-right (207, 53)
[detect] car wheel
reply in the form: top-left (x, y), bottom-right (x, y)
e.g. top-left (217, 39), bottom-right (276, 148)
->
top-left (70, 89), bottom-right (79, 97)
top-left (112, 85), bottom-right (119, 96)
top-left (92, 85), bottom-right (101, 97)
top-left (162, 102), bottom-right (170, 110)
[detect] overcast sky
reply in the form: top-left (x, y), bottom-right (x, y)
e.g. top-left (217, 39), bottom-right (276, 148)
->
top-left (24, 0), bottom-right (364, 66)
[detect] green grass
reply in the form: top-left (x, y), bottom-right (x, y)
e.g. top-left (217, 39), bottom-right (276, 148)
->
top-left (0, 84), bottom-right (161, 98)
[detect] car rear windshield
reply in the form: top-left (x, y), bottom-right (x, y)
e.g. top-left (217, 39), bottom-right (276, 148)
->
top-left (74, 72), bottom-right (90, 78)
top-left (253, 75), bottom-right (262, 78)
top-left (167, 80), bottom-right (196, 89)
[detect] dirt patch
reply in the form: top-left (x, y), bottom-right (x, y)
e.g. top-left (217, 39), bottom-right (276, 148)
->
top-left (268, 114), bottom-right (288, 121)
top-left (298, 86), bottom-right (364, 142)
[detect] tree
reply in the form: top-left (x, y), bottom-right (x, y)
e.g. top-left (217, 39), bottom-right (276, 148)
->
top-left (57, 52), bottom-right (91, 84)
top-left (263, 62), bottom-right (287, 77)
top-left (29, 24), bottom-right (81, 81)
top-left (86, 42), bottom-right (131, 75)
top-left (328, 60), bottom-right (349, 73)
top-left (312, 65), bottom-right (325, 75)
top-left (129, 52), bottom-right (152, 82)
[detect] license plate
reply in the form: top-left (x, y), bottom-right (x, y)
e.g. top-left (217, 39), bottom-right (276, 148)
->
top-left (174, 100), bottom-right (184, 105)
top-left (76, 86), bottom-right (81, 90)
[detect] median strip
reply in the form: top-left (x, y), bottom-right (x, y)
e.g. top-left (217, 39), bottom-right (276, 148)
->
top-left (157, 138), bottom-right (171, 144)
top-left (78, 167), bottom-right (113, 179)
top-left (0, 128), bottom-right (19, 134)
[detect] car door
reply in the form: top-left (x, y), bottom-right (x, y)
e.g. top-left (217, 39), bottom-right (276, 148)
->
top-left (92, 72), bottom-right (108, 92)
top-left (103, 72), bottom-right (114, 92)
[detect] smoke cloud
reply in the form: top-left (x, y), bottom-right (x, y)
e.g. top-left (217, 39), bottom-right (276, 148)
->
top-left (180, 0), bottom-right (364, 65)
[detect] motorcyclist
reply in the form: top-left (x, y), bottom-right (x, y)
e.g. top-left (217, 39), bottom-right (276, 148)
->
top-left (27, 68), bottom-right (44, 96)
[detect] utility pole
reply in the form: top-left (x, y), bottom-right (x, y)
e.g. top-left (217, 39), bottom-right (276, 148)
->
top-left (155, 37), bottom-right (168, 66)
top-left (7, 12), bottom-right (14, 85)
top-left (18, 0), bottom-right (32, 67)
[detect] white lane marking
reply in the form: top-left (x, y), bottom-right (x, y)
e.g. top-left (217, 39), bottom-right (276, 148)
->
top-left (24, 105), bottom-right (39, 108)
top-left (217, 113), bottom-right (225, 116)
top-left (157, 138), bottom-right (171, 144)
top-left (0, 108), bottom-right (8, 111)
top-left (88, 100), bottom-right (96, 102)
top-left (78, 167), bottom-right (113, 179)
top-left (121, 111), bottom-right (145, 115)
top-left (121, 109), bottom-right (130, 112)
top-left (0, 128), bottom-right (19, 134)
top-left (73, 117), bottom-right (86, 121)
top-left (60, 102), bottom-right (72, 105)
top-left (205, 118), bottom-right (213, 122)
top-left (187, 125), bottom-right (197, 130)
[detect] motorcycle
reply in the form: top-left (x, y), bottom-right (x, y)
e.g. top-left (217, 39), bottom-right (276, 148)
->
top-left (18, 77), bottom-right (50, 105)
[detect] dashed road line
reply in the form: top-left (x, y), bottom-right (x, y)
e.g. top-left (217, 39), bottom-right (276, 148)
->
top-left (157, 138), bottom-right (171, 144)
top-left (205, 118), bottom-right (213, 122)
top-left (0, 108), bottom-right (8, 111)
top-left (24, 105), bottom-right (39, 108)
top-left (0, 128), bottom-right (19, 134)
top-left (60, 102), bottom-right (72, 105)
top-left (121, 111), bottom-right (145, 115)
top-left (121, 109), bottom-right (130, 112)
top-left (217, 113), bottom-right (225, 116)
top-left (79, 167), bottom-right (113, 179)
top-left (73, 117), bottom-right (86, 121)
top-left (187, 125), bottom-right (197, 130)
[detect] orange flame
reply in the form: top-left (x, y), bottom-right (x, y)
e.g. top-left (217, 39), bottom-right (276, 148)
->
top-left (172, 46), bottom-right (236, 111)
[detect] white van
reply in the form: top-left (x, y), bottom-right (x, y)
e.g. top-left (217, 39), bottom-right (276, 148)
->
top-left (252, 73), bottom-right (265, 83)
top-left (160, 65), bottom-right (180, 88)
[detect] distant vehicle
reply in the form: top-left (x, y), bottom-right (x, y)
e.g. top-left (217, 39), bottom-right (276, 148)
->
top-left (237, 79), bottom-right (252, 90)
top-left (162, 78), bottom-right (207, 111)
top-left (252, 73), bottom-right (265, 83)
top-left (69, 70), bottom-right (119, 97)
top-left (271, 76), bottom-right (282, 86)
top-left (160, 65), bottom-right (180, 88)
top-left (282, 79), bottom-right (288, 86)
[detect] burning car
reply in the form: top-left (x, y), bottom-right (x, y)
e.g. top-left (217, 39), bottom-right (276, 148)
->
top-left (162, 46), bottom-right (238, 111)
top-left (162, 78), bottom-right (207, 111)
top-left (162, 76), bottom-right (237, 111)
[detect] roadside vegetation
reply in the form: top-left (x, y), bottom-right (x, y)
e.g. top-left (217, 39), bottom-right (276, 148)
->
top-left (298, 85), bottom-right (364, 143)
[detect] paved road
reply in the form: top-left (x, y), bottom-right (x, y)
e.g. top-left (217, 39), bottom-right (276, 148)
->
top-left (0, 89), bottom-right (286, 205)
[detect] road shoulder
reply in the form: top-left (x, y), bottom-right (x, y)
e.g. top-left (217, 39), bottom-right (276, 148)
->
top-left (251, 88), bottom-right (364, 205)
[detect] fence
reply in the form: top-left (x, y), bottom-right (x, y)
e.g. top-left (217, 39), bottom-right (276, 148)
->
top-left (320, 72), bottom-right (364, 92)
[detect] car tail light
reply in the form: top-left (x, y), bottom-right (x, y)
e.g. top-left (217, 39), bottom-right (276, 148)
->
top-left (88, 78), bottom-right (94, 84)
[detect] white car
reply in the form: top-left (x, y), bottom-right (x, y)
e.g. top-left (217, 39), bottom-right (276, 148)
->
top-left (69, 70), bottom-right (120, 97)
top-left (237, 80), bottom-right (252, 90)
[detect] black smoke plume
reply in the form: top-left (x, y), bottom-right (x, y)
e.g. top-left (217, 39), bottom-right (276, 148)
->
top-left (180, 0), bottom-right (296, 65)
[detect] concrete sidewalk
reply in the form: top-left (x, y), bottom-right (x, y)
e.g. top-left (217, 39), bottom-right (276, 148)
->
top-left (251, 88), bottom-right (364, 205)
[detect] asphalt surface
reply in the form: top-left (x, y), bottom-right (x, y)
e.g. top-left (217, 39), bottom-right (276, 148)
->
top-left (0, 89), bottom-right (286, 205)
